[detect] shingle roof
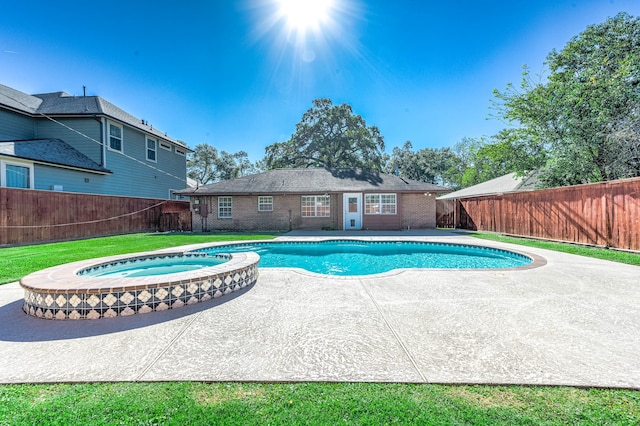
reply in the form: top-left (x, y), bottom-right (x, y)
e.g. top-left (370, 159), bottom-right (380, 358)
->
top-left (0, 139), bottom-right (111, 174)
top-left (0, 84), bottom-right (190, 151)
top-left (177, 168), bottom-right (449, 195)
top-left (0, 84), bottom-right (42, 113)
top-left (437, 172), bottom-right (538, 200)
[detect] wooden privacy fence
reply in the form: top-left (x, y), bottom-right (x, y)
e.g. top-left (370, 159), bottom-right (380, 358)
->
top-left (449, 177), bottom-right (640, 251)
top-left (0, 188), bottom-right (191, 246)
top-left (436, 198), bottom-right (455, 228)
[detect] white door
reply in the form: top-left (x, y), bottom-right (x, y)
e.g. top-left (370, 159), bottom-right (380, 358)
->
top-left (343, 193), bottom-right (362, 230)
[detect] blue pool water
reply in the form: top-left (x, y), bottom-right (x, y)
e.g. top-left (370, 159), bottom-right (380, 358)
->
top-left (193, 240), bottom-right (531, 276)
top-left (81, 255), bottom-right (229, 278)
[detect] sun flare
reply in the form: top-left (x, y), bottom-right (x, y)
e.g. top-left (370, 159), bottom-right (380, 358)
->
top-left (277, 0), bottom-right (334, 33)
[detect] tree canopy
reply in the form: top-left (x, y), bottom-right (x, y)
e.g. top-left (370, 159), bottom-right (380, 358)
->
top-left (492, 12), bottom-right (640, 187)
top-left (187, 144), bottom-right (255, 185)
top-left (263, 98), bottom-right (386, 171)
top-left (385, 141), bottom-right (463, 188)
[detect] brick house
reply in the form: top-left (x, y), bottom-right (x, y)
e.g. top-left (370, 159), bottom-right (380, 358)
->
top-left (176, 168), bottom-right (449, 231)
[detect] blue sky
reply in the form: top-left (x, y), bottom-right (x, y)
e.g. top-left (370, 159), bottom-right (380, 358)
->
top-left (2, 0), bottom-right (640, 162)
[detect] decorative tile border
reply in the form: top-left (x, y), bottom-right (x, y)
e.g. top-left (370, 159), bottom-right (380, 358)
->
top-left (20, 252), bottom-right (259, 320)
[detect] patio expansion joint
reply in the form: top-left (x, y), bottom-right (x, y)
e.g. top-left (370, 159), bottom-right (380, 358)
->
top-left (357, 278), bottom-right (427, 382)
top-left (134, 311), bottom-right (205, 381)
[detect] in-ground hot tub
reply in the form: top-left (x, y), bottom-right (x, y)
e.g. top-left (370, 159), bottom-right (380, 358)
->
top-left (20, 251), bottom-right (259, 320)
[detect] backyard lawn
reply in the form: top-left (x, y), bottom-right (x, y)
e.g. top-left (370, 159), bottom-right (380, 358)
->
top-left (1, 382), bottom-right (638, 425)
top-left (0, 232), bottom-right (279, 285)
top-left (0, 231), bottom-right (639, 424)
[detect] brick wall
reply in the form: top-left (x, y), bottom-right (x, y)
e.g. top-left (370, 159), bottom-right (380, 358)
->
top-left (189, 192), bottom-right (437, 232)
top-left (191, 194), bottom-right (340, 232)
top-left (400, 193), bottom-right (437, 229)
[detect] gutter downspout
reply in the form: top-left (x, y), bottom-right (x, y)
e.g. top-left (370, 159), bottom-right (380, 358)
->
top-left (91, 115), bottom-right (106, 167)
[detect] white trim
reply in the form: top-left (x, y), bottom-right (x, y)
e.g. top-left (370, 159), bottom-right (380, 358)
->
top-left (107, 121), bottom-right (123, 153)
top-left (218, 196), bottom-right (232, 218)
top-left (175, 148), bottom-right (186, 156)
top-left (30, 160), bottom-right (110, 175)
top-left (343, 193), bottom-right (362, 230)
top-left (0, 157), bottom-right (34, 189)
top-left (301, 195), bottom-right (330, 217)
top-left (365, 193), bottom-right (397, 215)
top-left (146, 137), bottom-right (158, 162)
top-left (258, 195), bottom-right (273, 212)
top-left (159, 141), bottom-right (172, 151)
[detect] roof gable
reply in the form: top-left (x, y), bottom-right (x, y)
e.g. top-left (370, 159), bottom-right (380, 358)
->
top-left (437, 172), bottom-right (538, 199)
top-left (0, 84), bottom-right (190, 151)
top-left (179, 168), bottom-right (449, 195)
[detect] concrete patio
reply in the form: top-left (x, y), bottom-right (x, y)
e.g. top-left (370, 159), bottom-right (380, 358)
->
top-left (0, 230), bottom-right (638, 388)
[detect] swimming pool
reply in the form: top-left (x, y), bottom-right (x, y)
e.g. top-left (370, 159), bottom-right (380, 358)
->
top-left (192, 240), bottom-right (532, 275)
top-left (79, 253), bottom-right (229, 278)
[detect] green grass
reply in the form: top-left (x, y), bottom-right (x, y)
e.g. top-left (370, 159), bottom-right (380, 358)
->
top-left (0, 232), bottom-right (278, 285)
top-left (0, 382), bottom-right (638, 425)
top-left (470, 232), bottom-right (640, 267)
top-left (2, 231), bottom-right (639, 424)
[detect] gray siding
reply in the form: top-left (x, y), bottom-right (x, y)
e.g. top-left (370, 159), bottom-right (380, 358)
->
top-left (1, 110), bottom-right (187, 199)
top-left (34, 164), bottom-right (108, 193)
top-left (35, 118), bottom-right (103, 165)
top-left (102, 126), bottom-right (187, 199)
top-left (0, 110), bottom-right (35, 140)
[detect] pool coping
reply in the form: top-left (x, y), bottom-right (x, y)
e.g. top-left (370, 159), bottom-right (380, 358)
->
top-left (170, 238), bottom-right (547, 279)
top-left (20, 251), bottom-right (259, 294)
top-left (19, 251), bottom-right (260, 320)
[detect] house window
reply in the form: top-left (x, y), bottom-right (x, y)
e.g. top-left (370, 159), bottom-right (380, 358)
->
top-left (108, 123), bottom-right (123, 152)
top-left (301, 195), bottom-right (330, 217)
top-left (146, 138), bottom-right (157, 162)
top-left (365, 193), bottom-right (397, 215)
top-left (160, 142), bottom-right (172, 151)
top-left (258, 196), bottom-right (273, 212)
top-left (3, 162), bottom-right (33, 188)
top-left (176, 148), bottom-right (186, 156)
top-left (218, 196), bottom-right (232, 218)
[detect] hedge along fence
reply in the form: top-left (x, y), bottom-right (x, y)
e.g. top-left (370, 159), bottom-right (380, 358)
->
top-left (452, 176), bottom-right (640, 251)
top-left (0, 188), bottom-right (191, 246)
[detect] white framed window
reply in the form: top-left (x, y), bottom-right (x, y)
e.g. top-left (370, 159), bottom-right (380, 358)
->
top-left (218, 196), bottom-right (232, 218)
top-left (146, 138), bottom-right (157, 162)
top-left (1, 159), bottom-right (34, 189)
top-left (258, 196), bottom-right (273, 212)
top-left (301, 195), bottom-right (330, 217)
top-left (365, 193), bottom-right (397, 215)
top-left (175, 148), bottom-right (186, 156)
top-left (159, 142), bottom-right (172, 151)
top-left (108, 122), bottom-right (123, 152)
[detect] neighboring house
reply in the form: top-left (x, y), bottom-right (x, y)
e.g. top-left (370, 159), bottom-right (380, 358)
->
top-left (176, 168), bottom-right (449, 231)
top-left (437, 172), bottom-right (539, 200)
top-left (0, 83), bottom-right (191, 199)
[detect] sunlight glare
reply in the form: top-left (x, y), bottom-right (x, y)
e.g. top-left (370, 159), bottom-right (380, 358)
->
top-left (277, 0), bottom-right (334, 33)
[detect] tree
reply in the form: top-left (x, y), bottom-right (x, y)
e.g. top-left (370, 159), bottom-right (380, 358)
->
top-left (493, 12), bottom-right (640, 187)
top-left (263, 98), bottom-right (385, 171)
top-left (187, 144), bottom-right (256, 184)
top-left (385, 141), bottom-right (462, 187)
top-left (453, 130), bottom-right (547, 188)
